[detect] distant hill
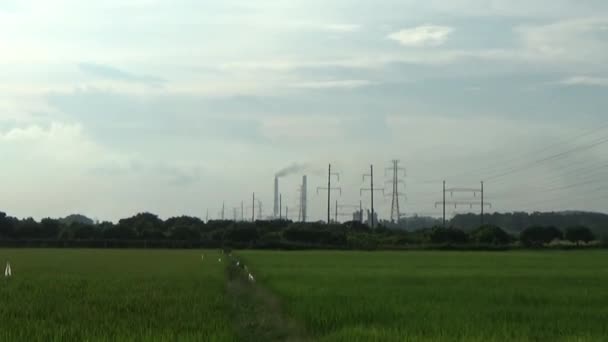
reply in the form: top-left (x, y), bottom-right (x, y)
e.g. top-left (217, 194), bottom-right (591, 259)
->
top-left (451, 211), bottom-right (608, 234)
top-left (60, 214), bottom-right (95, 226)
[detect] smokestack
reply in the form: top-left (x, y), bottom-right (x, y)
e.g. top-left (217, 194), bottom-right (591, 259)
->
top-left (300, 175), bottom-right (307, 222)
top-left (274, 176), bottom-right (279, 218)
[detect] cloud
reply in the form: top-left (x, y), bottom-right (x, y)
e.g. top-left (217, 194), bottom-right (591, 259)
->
top-left (388, 25), bottom-right (454, 47)
top-left (0, 122), bottom-right (126, 167)
top-left (515, 17), bottom-right (608, 66)
top-left (289, 80), bottom-right (373, 89)
top-left (558, 76), bottom-right (608, 87)
top-left (323, 24), bottom-right (360, 32)
top-left (78, 63), bottom-right (166, 86)
top-left (90, 160), bottom-right (204, 187)
top-left (0, 122), bottom-right (82, 143)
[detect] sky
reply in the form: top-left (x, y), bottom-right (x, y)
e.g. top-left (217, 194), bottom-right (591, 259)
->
top-left (1, 0), bottom-right (608, 222)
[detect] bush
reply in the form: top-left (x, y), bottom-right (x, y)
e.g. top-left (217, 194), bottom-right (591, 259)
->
top-left (224, 225), bottom-right (259, 244)
top-left (564, 226), bottom-right (595, 245)
top-left (426, 227), bottom-right (468, 244)
top-left (469, 225), bottom-right (511, 245)
top-left (169, 225), bottom-right (201, 240)
top-left (283, 225), bottom-right (346, 246)
top-left (520, 226), bottom-right (563, 247)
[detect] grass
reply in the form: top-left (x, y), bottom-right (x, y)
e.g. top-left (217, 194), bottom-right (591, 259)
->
top-left (1, 249), bottom-right (607, 341)
top-left (239, 250), bottom-right (608, 341)
top-left (0, 249), bottom-right (236, 341)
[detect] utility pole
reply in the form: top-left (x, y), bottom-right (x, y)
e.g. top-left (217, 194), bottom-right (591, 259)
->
top-left (221, 201), bottom-right (225, 220)
top-left (205, 209), bottom-right (209, 223)
top-left (361, 165), bottom-right (384, 229)
top-left (241, 201), bottom-right (244, 221)
top-left (360, 200), bottom-right (363, 224)
top-left (335, 200), bottom-right (338, 223)
top-left (252, 193), bottom-right (255, 222)
top-left (286, 206), bottom-right (289, 221)
top-left (443, 181), bottom-right (446, 227)
top-left (435, 181), bottom-right (491, 228)
top-left (481, 181), bottom-right (484, 226)
top-left (317, 164), bottom-right (341, 224)
top-left (279, 194), bottom-right (282, 220)
top-left (385, 160), bottom-right (406, 223)
top-left (257, 200), bottom-right (263, 219)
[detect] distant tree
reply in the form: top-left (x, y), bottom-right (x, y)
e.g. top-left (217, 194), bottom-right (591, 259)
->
top-left (61, 214), bottom-right (95, 226)
top-left (72, 223), bottom-right (102, 239)
top-left (469, 225), bottom-right (511, 245)
top-left (118, 213), bottom-right (165, 239)
top-left (169, 224), bottom-right (201, 240)
top-left (224, 224), bottom-right (259, 244)
top-left (426, 227), bottom-right (468, 244)
top-left (564, 226), bottom-right (595, 245)
top-left (40, 218), bottom-right (62, 239)
top-left (520, 226), bottom-right (563, 247)
top-left (283, 224), bottom-right (346, 246)
top-left (205, 220), bottom-right (233, 232)
top-left (16, 218), bottom-right (42, 238)
top-left (102, 223), bottom-right (137, 240)
top-left (342, 220), bottom-right (371, 232)
top-left (165, 216), bottom-right (205, 240)
top-left (0, 212), bottom-right (17, 238)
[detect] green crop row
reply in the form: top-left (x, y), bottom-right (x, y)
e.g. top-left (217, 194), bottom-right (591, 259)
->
top-left (2, 249), bottom-right (607, 341)
top-left (239, 250), bottom-right (608, 341)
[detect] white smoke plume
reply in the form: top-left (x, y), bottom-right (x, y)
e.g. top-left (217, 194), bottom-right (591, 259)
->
top-left (275, 163), bottom-right (309, 178)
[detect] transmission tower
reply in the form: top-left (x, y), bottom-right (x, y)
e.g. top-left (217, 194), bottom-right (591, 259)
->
top-left (385, 160), bottom-right (406, 223)
top-left (317, 164), bottom-right (341, 224)
top-left (434, 181), bottom-right (492, 227)
top-left (361, 165), bottom-right (384, 229)
top-left (232, 207), bottom-right (238, 221)
top-left (251, 193), bottom-right (256, 221)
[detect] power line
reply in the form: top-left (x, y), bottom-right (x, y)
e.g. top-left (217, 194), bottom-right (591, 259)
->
top-left (456, 120), bottom-right (608, 181)
top-left (484, 135), bottom-right (608, 181)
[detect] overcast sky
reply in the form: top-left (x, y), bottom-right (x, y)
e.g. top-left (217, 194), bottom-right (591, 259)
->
top-left (1, 0), bottom-right (608, 222)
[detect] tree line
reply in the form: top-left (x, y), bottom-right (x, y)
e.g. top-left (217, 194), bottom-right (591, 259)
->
top-left (0, 211), bottom-right (604, 250)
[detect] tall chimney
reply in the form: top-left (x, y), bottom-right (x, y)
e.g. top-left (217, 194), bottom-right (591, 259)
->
top-left (273, 176), bottom-right (279, 219)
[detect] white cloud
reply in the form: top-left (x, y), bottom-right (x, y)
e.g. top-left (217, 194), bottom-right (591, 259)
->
top-left (0, 122), bottom-right (80, 142)
top-left (0, 122), bottom-right (122, 165)
top-left (388, 25), bottom-right (454, 47)
top-left (516, 17), bottom-right (608, 65)
top-left (558, 76), bottom-right (608, 86)
top-left (323, 24), bottom-right (360, 32)
top-left (289, 80), bottom-right (373, 89)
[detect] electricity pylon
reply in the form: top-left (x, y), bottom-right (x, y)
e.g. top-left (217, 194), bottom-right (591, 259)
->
top-left (385, 160), bottom-right (406, 223)
top-left (317, 164), bottom-right (341, 224)
top-left (361, 165), bottom-right (384, 229)
top-left (435, 181), bottom-right (492, 227)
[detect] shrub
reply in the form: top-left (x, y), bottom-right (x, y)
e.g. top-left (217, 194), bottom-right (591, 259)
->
top-left (426, 227), bottom-right (468, 244)
top-left (469, 225), bottom-right (511, 245)
top-left (520, 226), bottom-right (562, 247)
top-left (564, 226), bottom-right (595, 245)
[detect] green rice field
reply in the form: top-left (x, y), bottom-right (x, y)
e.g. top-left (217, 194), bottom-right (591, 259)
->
top-left (0, 249), bottom-right (235, 341)
top-left (1, 249), bottom-right (607, 341)
top-left (240, 250), bottom-right (608, 341)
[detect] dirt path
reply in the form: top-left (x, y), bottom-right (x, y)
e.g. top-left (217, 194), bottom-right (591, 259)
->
top-left (225, 257), bottom-right (309, 342)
